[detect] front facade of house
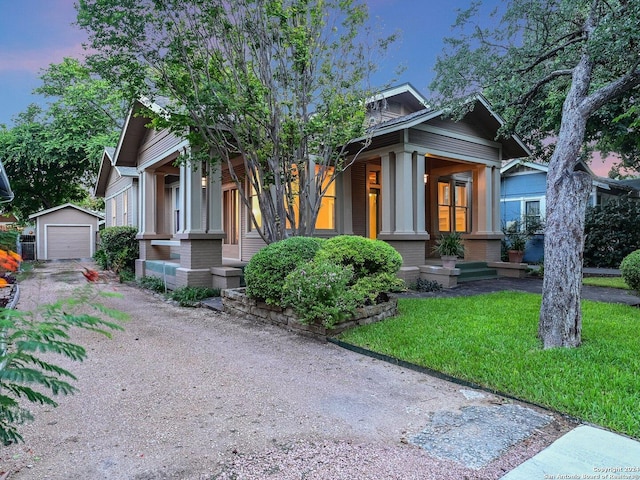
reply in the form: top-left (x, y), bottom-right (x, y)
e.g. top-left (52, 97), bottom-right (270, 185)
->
top-left (105, 85), bottom-right (530, 289)
top-left (500, 159), bottom-right (640, 262)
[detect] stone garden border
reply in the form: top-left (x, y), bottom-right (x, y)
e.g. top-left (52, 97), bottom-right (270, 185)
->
top-left (221, 287), bottom-right (398, 340)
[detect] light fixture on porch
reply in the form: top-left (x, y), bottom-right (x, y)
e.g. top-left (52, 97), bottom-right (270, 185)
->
top-left (423, 173), bottom-right (429, 184)
top-left (201, 176), bottom-right (207, 188)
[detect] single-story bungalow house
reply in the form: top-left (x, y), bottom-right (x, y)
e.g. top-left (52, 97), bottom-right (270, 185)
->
top-left (104, 84), bottom-right (531, 289)
top-left (500, 159), bottom-right (640, 262)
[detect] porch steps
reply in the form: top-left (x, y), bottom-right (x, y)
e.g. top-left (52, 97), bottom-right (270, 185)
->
top-left (456, 261), bottom-right (498, 283)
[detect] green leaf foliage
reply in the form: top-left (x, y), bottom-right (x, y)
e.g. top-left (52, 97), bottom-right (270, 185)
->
top-left (0, 284), bottom-right (126, 444)
top-left (95, 226), bottom-right (139, 275)
top-left (584, 198), bottom-right (640, 268)
top-left (0, 59), bottom-right (126, 221)
top-left (282, 259), bottom-right (354, 327)
top-left (77, 0), bottom-right (398, 242)
top-left (244, 236), bottom-right (325, 304)
top-left (315, 235), bottom-right (402, 280)
top-left (246, 235), bottom-right (404, 325)
top-left (431, 0), bottom-right (640, 167)
top-left (620, 250), bottom-right (640, 293)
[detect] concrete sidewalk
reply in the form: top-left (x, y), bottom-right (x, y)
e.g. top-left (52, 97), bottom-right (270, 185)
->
top-left (502, 425), bottom-right (640, 479)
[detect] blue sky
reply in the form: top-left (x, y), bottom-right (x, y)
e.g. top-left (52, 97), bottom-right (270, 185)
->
top-left (0, 0), bottom-right (484, 127)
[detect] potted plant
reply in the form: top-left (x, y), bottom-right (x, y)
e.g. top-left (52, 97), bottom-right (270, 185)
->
top-left (503, 219), bottom-right (542, 263)
top-left (433, 232), bottom-right (464, 268)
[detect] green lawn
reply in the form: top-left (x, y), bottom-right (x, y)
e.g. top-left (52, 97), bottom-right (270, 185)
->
top-left (583, 276), bottom-right (629, 289)
top-left (337, 292), bottom-right (640, 438)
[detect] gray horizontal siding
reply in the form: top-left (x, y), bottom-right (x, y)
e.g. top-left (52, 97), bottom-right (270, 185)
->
top-left (409, 129), bottom-right (499, 161)
top-left (139, 129), bottom-right (184, 165)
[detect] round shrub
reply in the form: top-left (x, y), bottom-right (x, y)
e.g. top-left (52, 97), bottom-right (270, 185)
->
top-left (244, 236), bottom-right (325, 304)
top-left (281, 259), bottom-right (354, 328)
top-left (315, 235), bottom-right (402, 281)
top-left (620, 250), bottom-right (640, 292)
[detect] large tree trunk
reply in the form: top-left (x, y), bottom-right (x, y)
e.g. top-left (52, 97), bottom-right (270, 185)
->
top-left (539, 162), bottom-right (591, 348)
top-left (538, 61), bottom-right (593, 348)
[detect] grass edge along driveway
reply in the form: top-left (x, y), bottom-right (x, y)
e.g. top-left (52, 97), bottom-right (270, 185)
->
top-left (337, 292), bottom-right (640, 439)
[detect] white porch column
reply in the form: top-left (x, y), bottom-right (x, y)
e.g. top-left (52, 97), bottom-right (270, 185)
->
top-left (380, 152), bottom-right (393, 234)
top-left (207, 161), bottom-right (223, 234)
top-left (181, 160), bottom-right (205, 234)
top-left (395, 150), bottom-right (414, 233)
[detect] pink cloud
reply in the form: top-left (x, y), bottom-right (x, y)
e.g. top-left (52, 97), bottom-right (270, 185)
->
top-left (0, 43), bottom-right (88, 74)
top-left (589, 152), bottom-right (639, 178)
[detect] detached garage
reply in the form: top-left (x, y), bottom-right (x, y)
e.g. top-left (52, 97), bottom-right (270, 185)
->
top-left (28, 203), bottom-right (104, 260)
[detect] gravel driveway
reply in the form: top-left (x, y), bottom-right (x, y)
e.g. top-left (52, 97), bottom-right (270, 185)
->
top-left (0, 261), bottom-right (575, 479)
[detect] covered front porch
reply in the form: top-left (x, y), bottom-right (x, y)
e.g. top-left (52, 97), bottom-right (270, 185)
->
top-left (135, 154), bottom-right (243, 290)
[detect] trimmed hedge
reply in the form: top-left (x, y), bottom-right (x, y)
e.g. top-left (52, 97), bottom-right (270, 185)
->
top-left (243, 236), bottom-right (325, 305)
top-left (245, 235), bottom-right (404, 325)
top-left (315, 235), bottom-right (402, 280)
top-left (620, 250), bottom-right (640, 293)
top-left (584, 198), bottom-right (640, 268)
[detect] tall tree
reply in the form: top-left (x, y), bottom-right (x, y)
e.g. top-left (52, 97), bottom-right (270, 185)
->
top-left (0, 59), bottom-right (127, 221)
top-left (430, 0), bottom-right (640, 348)
top-left (77, 0), bottom-right (395, 243)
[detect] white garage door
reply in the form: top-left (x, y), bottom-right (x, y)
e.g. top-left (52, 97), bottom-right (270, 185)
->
top-left (46, 226), bottom-right (92, 260)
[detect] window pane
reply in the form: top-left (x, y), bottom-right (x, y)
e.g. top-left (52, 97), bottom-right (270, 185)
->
top-left (251, 194), bottom-right (262, 229)
top-left (455, 185), bottom-right (467, 207)
top-left (455, 207), bottom-right (467, 232)
top-left (316, 196), bottom-right (335, 229)
top-left (438, 206), bottom-right (450, 232)
top-left (438, 182), bottom-right (450, 205)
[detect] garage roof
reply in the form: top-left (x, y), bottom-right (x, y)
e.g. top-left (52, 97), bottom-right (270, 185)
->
top-left (28, 203), bottom-right (105, 220)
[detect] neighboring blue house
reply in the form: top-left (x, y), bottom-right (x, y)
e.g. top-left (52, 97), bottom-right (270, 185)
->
top-left (500, 159), bottom-right (640, 263)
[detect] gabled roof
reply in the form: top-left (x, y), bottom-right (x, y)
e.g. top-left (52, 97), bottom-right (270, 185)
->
top-left (29, 203), bottom-right (104, 219)
top-left (28, 203), bottom-right (104, 220)
top-left (360, 93), bottom-right (531, 160)
top-left (501, 159), bottom-right (548, 175)
top-left (367, 83), bottom-right (429, 112)
top-left (94, 145), bottom-right (139, 198)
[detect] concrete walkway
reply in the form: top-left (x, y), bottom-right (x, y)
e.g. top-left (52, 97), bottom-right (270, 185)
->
top-left (502, 425), bottom-right (640, 479)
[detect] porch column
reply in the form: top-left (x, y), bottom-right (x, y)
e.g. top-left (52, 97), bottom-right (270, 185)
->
top-left (465, 165), bottom-right (502, 262)
top-left (394, 150), bottom-right (414, 234)
top-left (475, 165), bottom-right (499, 234)
top-left (207, 161), bottom-right (223, 234)
top-left (140, 170), bottom-right (157, 235)
top-left (181, 160), bottom-right (205, 234)
top-left (412, 151), bottom-right (426, 234)
top-left (380, 152), bottom-right (393, 234)
top-left (155, 173), bottom-right (166, 234)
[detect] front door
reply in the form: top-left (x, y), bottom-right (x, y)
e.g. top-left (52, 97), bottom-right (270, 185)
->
top-left (222, 186), bottom-right (240, 259)
top-left (367, 166), bottom-right (381, 239)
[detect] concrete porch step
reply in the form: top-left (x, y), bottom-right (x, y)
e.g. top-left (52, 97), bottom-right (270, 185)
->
top-left (456, 262), bottom-right (498, 283)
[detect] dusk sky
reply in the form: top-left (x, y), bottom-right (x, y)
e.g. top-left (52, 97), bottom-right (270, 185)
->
top-left (0, 0), bottom-right (623, 175)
